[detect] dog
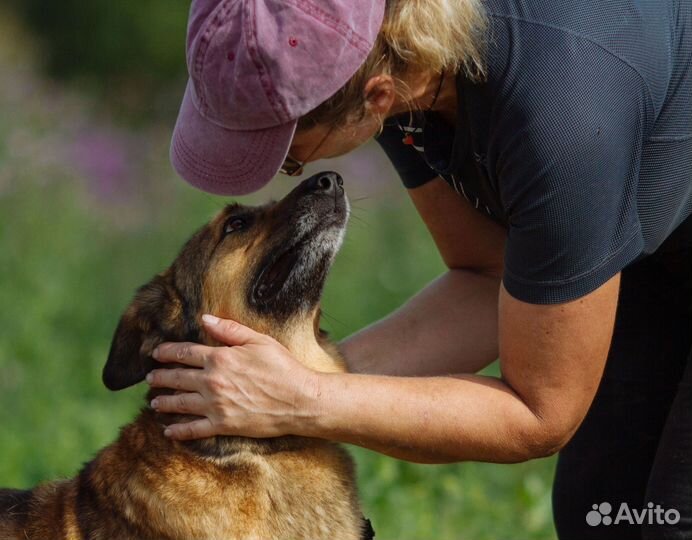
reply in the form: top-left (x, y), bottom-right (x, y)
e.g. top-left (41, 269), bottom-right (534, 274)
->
top-left (0, 172), bottom-right (374, 540)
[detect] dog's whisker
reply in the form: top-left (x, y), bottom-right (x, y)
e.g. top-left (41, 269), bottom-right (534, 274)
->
top-left (347, 215), bottom-right (369, 228)
top-left (319, 309), bottom-right (348, 330)
top-left (348, 211), bottom-right (369, 221)
top-left (347, 205), bottom-right (368, 214)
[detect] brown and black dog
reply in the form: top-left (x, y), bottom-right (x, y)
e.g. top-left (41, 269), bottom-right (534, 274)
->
top-left (0, 172), bottom-right (374, 540)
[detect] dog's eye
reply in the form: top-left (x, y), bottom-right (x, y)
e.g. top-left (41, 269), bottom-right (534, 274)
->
top-left (223, 217), bottom-right (247, 235)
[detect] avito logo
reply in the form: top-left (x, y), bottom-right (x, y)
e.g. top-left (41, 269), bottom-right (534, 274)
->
top-left (586, 502), bottom-right (680, 527)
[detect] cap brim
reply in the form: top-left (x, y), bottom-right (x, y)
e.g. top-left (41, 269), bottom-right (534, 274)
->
top-left (170, 82), bottom-right (297, 196)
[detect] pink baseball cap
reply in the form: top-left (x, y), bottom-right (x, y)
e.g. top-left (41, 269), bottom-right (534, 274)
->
top-left (170, 0), bottom-right (386, 195)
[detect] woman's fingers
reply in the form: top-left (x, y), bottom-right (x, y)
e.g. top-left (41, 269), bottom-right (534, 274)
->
top-left (144, 319), bottom-right (312, 440)
top-left (146, 367), bottom-right (204, 391)
top-left (201, 314), bottom-right (268, 347)
top-left (151, 391), bottom-right (206, 415)
top-left (153, 342), bottom-right (210, 367)
top-left (164, 418), bottom-right (217, 441)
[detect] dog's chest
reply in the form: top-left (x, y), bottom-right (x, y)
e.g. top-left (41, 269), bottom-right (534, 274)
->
top-left (106, 431), bottom-right (363, 540)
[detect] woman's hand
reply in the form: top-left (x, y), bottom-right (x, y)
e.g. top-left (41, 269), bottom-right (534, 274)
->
top-left (146, 314), bottom-right (320, 440)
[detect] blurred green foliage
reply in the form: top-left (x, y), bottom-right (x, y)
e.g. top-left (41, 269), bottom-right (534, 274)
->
top-left (8, 0), bottom-right (189, 117)
top-left (10, 0), bottom-right (188, 82)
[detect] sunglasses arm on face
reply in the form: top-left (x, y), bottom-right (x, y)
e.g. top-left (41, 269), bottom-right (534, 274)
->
top-left (280, 125), bottom-right (335, 177)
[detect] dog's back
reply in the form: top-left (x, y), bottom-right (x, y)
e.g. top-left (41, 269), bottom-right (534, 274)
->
top-left (0, 489), bottom-right (30, 539)
top-left (0, 482), bottom-right (83, 540)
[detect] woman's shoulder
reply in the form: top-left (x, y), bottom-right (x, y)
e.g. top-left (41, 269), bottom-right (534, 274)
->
top-left (483, 0), bottom-right (674, 106)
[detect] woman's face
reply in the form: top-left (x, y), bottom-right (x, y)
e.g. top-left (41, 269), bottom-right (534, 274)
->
top-left (286, 74), bottom-right (398, 167)
top-left (288, 115), bottom-right (381, 165)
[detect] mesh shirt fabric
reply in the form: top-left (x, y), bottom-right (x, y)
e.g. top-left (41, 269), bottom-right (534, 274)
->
top-left (376, 0), bottom-right (692, 304)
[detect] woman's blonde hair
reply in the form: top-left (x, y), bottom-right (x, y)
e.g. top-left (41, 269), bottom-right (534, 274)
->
top-left (298, 0), bottom-right (487, 130)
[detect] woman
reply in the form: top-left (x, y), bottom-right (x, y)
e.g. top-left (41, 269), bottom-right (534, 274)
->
top-left (150, 0), bottom-right (692, 538)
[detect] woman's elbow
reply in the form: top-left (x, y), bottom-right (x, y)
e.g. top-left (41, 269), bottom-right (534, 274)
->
top-left (520, 417), bottom-right (581, 460)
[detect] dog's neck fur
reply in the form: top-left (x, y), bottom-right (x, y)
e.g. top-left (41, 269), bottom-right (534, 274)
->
top-left (248, 316), bottom-right (345, 374)
top-left (202, 307), bottom-right (346, 373)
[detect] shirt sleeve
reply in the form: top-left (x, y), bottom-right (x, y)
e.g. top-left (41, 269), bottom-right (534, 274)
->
top-left (375, 120), bottom-right (438, 189)
top-left (491, 23), bottom-right (651, 304)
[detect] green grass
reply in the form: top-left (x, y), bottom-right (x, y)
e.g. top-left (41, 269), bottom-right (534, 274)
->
top-left (0, 178), bottom-right (557, 539)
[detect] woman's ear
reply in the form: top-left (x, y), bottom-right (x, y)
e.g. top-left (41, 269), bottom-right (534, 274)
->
top-left (363, 74), bottom-right (397, 118)
top-left (102, 275), bottom-right (192, 391)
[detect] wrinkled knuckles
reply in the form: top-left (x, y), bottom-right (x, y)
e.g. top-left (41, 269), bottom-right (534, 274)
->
top-left (222, 321), bottom-right (240, 336)
top-left (175, 394), bottom-right (190, 412)
top-left (206, 350), bottom-right (227, 369)
top-left (176, 344), bottom-right (190, 361)
top-left (209, 392), bottom-right (227, 409)
top-left (172, 369), bottom-right (184, 389)
top-left (206, 374), bottom-right (227, 393)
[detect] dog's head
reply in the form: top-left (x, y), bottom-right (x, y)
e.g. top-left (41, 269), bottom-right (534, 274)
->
top-left (102, 172), bottom-right (348, 391)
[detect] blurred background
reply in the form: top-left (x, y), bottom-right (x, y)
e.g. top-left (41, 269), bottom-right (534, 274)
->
top-left (0, 3), bottom-right (556, 538)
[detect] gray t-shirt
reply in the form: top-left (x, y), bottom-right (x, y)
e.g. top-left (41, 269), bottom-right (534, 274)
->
top-left (377, 0), bottom-right (692, 304)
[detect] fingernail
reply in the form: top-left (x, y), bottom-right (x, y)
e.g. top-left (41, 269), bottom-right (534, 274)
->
top-left (152, 347), bottom-right (160, 359)
top-left (146, 373), bottom-right (153, 383)
top-left (164, 428), bottom-right (172, 437)
top-left (202, 314), bottom-right (220, 325)
top-left (150, 398), bottom-right (159, 409)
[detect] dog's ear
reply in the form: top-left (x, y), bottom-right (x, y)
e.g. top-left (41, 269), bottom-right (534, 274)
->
top-left (103, 275), bottom-right (193, 391)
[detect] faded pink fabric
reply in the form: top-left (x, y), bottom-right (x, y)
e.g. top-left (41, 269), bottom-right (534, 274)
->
top-left (170, 0), bottom-right (385, 195)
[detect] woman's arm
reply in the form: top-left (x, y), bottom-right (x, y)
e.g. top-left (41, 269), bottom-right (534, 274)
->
top-left (340, 269), bottom-right (500, 376)
top-left (309, 276), bottom-right (619, 463)
top-left (342, 178), bottom-right (506, 376)
top-left (322, 179), bottom-right (617, 463)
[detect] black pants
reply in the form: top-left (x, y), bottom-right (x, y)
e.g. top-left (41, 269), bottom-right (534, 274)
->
top-left (553, 217), bottom-right (692, 540)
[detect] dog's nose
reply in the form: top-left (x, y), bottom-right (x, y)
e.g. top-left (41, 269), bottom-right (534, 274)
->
top-left (306, 171), bottom-right (343, 195)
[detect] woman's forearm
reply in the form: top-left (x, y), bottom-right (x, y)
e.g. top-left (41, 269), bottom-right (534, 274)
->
top-left (339, 269), bottom-right (500, 376)
top-left (306, 371), bottom-right (554, 464)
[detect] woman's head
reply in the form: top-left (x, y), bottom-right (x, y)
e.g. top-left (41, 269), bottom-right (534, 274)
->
top-left (297, 0), bottom-right (486, 132)
top-left (170, 0), bottom-right (486, 196)
top-left (288, 0), bottom-right (487, 169)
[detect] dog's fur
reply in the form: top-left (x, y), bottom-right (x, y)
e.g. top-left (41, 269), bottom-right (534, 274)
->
top-left (0, 173), bottom-right (373, 540)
